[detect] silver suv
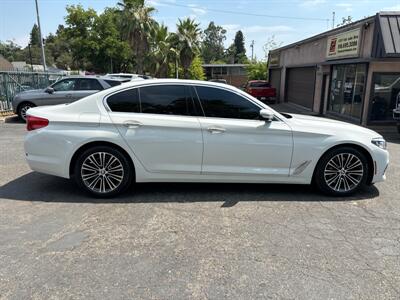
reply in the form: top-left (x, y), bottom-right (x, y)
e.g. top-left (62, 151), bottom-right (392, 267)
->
top-left (12, 76), bottom-right (128, 121)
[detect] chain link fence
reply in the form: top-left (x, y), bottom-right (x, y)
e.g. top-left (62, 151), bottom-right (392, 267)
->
top-left (0, 72), bottom-right (67, 113)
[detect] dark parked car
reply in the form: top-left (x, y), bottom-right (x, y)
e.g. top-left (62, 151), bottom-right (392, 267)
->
top-left (244, 80), bottom-right (276, 103)
top-left (12, 76), bottom-right (128, 121)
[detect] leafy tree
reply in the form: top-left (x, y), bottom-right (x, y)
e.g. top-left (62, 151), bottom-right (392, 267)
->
top-left (337, 16), bottom-right (353, 27)
top-left (64, 5), bottom-right (98, 70)
top-left (0, 41), bottom-right (24, 61)
top-left (233, 30), bottom-right (247, 63)
top-left (30, 24), bottom-right (41, 46)
top-left (201, 22), bottom-right (226, 64)
top-left (148, 23), bottom-right (178, 78)
top-left (175, 18), bottom-right (201, 79)
top-left (117, 0), bottom-right (156, 74)
top-left (188, 55), bottom-right (205, 80)
top-left (246, 62), bottom-right (268, 80)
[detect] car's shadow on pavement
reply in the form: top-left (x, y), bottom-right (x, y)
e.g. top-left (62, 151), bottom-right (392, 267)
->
top-left (0, 172), bottom-right (380, 205)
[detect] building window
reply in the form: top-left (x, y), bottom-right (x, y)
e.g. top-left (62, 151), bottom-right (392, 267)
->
top-left (328, 64), bottom-right (366, 120)
top-left (370, 73), bottom-right (400, 122)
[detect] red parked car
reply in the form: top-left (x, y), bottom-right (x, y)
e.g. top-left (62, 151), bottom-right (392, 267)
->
top-left (244, 80), bottom-right (276, 103)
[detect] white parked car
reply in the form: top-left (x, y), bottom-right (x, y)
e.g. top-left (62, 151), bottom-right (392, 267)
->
top-left (24, 79), bottom-right (389, 197)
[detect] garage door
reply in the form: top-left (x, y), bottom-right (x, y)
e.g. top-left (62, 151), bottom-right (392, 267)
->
top-left (286, 67), bottom-right (316, 109)
top-left (269, 69), bottom-right (281, 100)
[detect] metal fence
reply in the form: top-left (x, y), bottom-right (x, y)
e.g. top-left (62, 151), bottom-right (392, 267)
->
top-left (0, 71), bottom-right (67, 112)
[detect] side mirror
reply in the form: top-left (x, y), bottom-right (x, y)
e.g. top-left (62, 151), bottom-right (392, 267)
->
top-left (45, 87), bottom-right (54, 94)
top-left (259, 109), bottom-right (274, 122)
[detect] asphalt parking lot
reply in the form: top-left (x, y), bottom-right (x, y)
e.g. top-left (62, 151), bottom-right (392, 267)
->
top-left (0, 120), bottom-right (399, 299)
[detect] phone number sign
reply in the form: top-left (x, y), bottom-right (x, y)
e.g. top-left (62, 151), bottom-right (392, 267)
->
top-left (326, 28), bottom-right (361, 59)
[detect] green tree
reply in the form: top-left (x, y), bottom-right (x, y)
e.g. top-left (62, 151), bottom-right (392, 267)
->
top-left (0, 40), bottom-right (24, 62)
top-left (188, 55), bottom-right (205, 80)
top-left (117, 0), bottom-right (156, 74)
top-left (201, 22), bottom-right (226, 64)
top-left (30, 24), bottom-right (41, 46)
top-left (175, 18), bottom-right (201, 79)
top-left (246, 62), bottom-right (268, 80)
top-left (64, 5), bottom-right (99, 70)
top-left (233, 30), bottom-right (247, 63)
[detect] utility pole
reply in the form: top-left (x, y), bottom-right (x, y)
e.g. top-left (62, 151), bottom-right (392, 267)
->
top-left (332, 11), bottom-right (335, 29)
top-left (34, 0), bottom-right (46, 72)
top-left (250, 40), bottom-right (255, 62)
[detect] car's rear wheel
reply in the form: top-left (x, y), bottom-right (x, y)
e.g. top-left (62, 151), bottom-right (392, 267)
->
top-left (74, 146), bottom-right (133, 197)
top-left (314, 147), bottom-right (368, 196)
top-left (18, 102), bottom-right (35, 122)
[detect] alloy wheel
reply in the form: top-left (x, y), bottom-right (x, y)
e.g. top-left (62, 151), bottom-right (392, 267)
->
top-left (81, 152), bottom-right (125, 194)
top-left (20, 104), bottom-right (33, 121)
top-left (324, 153), bottom-right (364, 192)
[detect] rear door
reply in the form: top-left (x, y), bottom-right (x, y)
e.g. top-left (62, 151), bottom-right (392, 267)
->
top-left (73, 78), bottom-right (103, 102)
top-left (107, 84), bottom-right (203, 174)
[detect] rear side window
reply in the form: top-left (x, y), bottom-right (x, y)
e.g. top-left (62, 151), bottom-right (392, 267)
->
top-left (195, 86), bottom-right (260, 120)
top-left (77, 79), bottom-right (103, 90)
top-left (249, 81), bottom-right (270, 88)
top-left (140, 85), bottom-right (191, 116)
top-left (107, 88), bottom-right (140, 113)
top-left (105, 80), bottom-right (122, 87)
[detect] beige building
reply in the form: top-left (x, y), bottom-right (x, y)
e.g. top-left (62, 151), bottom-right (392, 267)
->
top-left (269, 12), bottom-right (400, 125)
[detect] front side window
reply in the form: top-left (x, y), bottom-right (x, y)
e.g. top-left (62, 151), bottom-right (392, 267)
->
top-left (107, 88), bottom-right (140, 113)
top-left (195, 86), bottom-right (260, 120)
top-left (77, 79), bottom-right (103, 91)
top-left (52, 79), bottom-right (77, 91)
top-left (140, 85), bottom-right (191, 116)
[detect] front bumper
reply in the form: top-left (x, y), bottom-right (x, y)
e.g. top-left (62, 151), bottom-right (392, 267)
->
top-left (371, 147), bottom-right (390, 184)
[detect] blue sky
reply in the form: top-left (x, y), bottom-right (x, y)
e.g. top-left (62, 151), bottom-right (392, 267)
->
top-left (1, 0), bottom-right (400, 60)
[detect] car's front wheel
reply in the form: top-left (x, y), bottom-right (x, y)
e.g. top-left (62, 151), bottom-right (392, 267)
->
top-left (18, 102), bottom-right (35, 122)
top-left (74, 146), bottom-right (133, 197)
top-left (314, 147), bottom-right (369, 196)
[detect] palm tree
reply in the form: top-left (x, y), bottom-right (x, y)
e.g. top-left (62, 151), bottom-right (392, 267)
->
top-left (117, 0), bottom-right (155, 74)
top-left (175, 18), bottom-right (201, 79)
top-left (148, 23), bottom-right (176, 78)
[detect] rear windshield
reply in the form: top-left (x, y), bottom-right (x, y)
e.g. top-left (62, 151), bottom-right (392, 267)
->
top-left (249, 82), bottom-right (270, 88)
top-left (105, 80), bottom-right (122, 87)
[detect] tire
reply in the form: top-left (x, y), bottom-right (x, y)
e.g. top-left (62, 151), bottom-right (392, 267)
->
top-left (314, 147), bottom-right (369, 196)
top-left (18, 102), bottom-right (35, 122)
top-left (74, 146), bottom-right (133, 197)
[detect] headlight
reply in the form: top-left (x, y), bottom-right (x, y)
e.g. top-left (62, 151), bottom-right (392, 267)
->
top-left (371, 137), bottom-right (387, 150)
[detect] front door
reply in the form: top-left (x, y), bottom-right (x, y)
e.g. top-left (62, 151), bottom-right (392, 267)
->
top-left (194, 85), bottom-right (293, 177)
top-left (107, 84), bottom-right (203, 174)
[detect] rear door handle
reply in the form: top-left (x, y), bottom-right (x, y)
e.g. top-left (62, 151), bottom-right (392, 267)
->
top-left (207, 126), bottom-right (226, 134)
top-left (123, 120), bottom-right (143, 128)
top-left (66, 93), bottom-right (73, 98)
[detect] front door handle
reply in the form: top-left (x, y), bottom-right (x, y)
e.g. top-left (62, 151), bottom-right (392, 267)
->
top-left (207, 126), bottom-right (226, 134)
top-left (123, 120), bottom-right (143, 128)
top-left (66, 93), bottom-right (73, 98)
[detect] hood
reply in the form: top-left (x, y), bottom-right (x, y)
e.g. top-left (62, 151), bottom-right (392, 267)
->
top-left (15, 88), bottom-right (46, 97)
top-left (286, 113), bottom-right (382, 139)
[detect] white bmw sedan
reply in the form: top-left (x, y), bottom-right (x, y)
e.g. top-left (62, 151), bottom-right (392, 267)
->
top-left (24, 79), bottom-right (389, 197)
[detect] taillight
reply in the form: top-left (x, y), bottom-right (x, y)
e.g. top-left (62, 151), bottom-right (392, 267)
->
top-left (27, 115), bottom-right (49, 131)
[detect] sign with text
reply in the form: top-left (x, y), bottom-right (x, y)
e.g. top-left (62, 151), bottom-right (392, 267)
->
top-left (326, 28), bottom-right (361, 60)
